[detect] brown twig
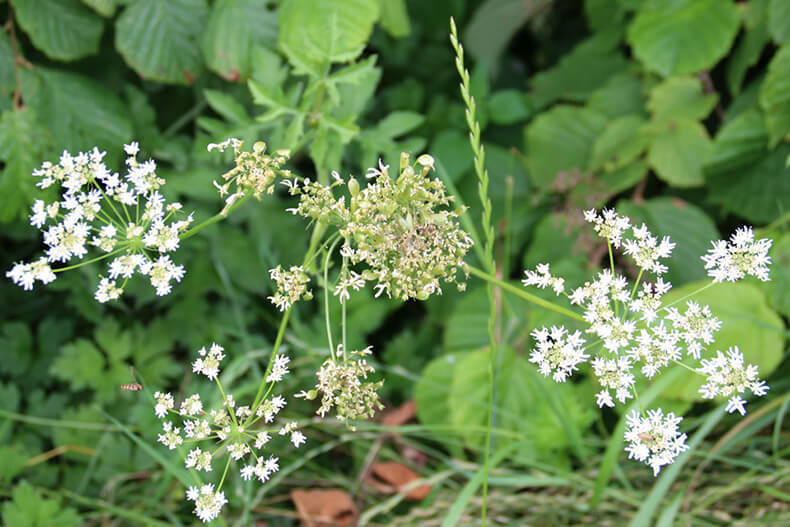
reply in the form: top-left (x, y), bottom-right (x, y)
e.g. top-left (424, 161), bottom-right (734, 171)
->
top-left (698, 71), bottom-right (726, 121)
top-left (4, 7), bottom-right (32, 110)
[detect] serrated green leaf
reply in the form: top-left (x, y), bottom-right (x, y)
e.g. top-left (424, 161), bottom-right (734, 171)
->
top-left (115, 0), bottom-right (208, 84)
top-left (50, 339), bottom-right (105, 392)
top-left (727, 1), bottom-right (770, 95)
top-left (705, 108), bottom-right (768, 176)
top-left (0, 444), bottom-right (27, 482)
top-left (759, 45), bottom-right (790, 147)
top-left (647, 120), bottom-right (711, 187)
top-left (627, 0), bottom-right (740, 76)
top-left (0, 322), bottom-right (33, 377)
top-left (204, 90), bottom-right (250, 125)
top-left (647, 76), bottom-right (718, 124)
top-left (658, 281), bottom-right (783, 401)
top-left (278, 0), bottom-right (379, 74)
top-left (0, 108), bottom-right (45, 222)
top-left (585, 0), bottom-right (627, 31)
top-left (488, 90), bottom-right (533, 125)
top-left (14, 0), bottom-right (103, 61)
top-left (587, 71), bottom-right (647, 119)
top-left (589, 114), bottom-right (649, 171)
top-left (2, 481), bottom-right (82, 527)
top-left (377, 0), bottom-right (410, 38)
top-left (769, 0), bottom-right (790, 44)
top-left (616, 197), bottom-right (720, 285)
top-left (19, 68), bottom-right (132, 161)
top-left (201, 0), bottom-right (278, 81)
top-left (531, 32), bottom-right (627, 107)
top-left (414, 353), bottom-right (464, 457)
top-left (707, 143), bottom-right (790, 223)
top-left (81, 0), bottom-right (119, 17)
top-left (524, 105), bottom-right (608, 189)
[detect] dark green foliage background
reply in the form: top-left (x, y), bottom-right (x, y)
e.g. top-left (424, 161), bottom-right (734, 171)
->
top-left (1, 0), bottom-right (788, 524)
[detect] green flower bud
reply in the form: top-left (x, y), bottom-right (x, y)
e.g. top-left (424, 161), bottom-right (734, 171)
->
top-left (347, 177), bottom-right (360, 197)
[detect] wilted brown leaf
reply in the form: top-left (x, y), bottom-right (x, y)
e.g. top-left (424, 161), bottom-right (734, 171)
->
top-left (366, 461), bottom-right (431, 501)
top-left (381, 399), bottom-right (417, 427)
top-left (290, 489), bottom-right (358, 527)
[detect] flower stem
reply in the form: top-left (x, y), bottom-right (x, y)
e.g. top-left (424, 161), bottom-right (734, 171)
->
top-left (468, 266), bottom-right (586, 323)
top-left (180, 193), bottom-right (253, 241)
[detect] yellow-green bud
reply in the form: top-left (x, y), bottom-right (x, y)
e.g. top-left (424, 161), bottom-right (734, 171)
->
top-left (348, 177), bottom-right (359, 197)
top-left (253, 141), bottom-right (266, 153)
top-left (416, 290), bottom-right (430, 301)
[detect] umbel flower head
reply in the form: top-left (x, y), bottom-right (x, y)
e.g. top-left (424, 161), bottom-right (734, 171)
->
top-left (297, 345), bottom-right (384, 427)
top-left (154, 343), bottom-right (306, 523)
top-left (6, 143), bottom-right (192, 302)
top-left (284, 153), bottom-right (474, 301)
top-left (208, 138), bottom-right (291, 215)
top-left (521, 208), bottom-right (772, 476)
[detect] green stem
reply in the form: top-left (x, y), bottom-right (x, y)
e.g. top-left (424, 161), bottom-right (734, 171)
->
top-left (247, 308), bottom-right (291, 422)
top-left (53, 247), bottom-right (127, 273)
top-left (468, 266), bottom-right (586, 323)
top-left (217, 455), bottom-right (232, 491)
top-left (180, 194), bottom-right (253, 241)
top-left (660, 281), bottom-right (715, 312)
top-left (323, 237), bottom-right (342, 356)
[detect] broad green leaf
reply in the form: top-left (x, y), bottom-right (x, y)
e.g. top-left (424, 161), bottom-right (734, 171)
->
top-left (278, 0), bottom-right (379, 74)
top-left (115, 0), bottom-right (208, 84)
top-left (576, 161), bottom-right (648, 208)
top-left (525, 105), bottom-right (608, 189)
top-left (616, 197), bottom-right (720, 285)
top-left (465, 0), bottom-right (547, 73)
top-left (204, 90), bottom-right (250, 125)
top-left (1, 482), bottom-right (82, 527)
top-left (585, 0), bottom-right (627, 31)
top-left (0, 32), bottom-right (14, 108)
top-left (430, 130), bottom-right (474, 182)
top-left (356, 110), bottom-right (425, 168)
top-left (759, 45), bottom-right (790, 147)
top-left (647, 120), bottom-right (711, 187)
top-left (707, 143), bottom-right (790, 223)
top-left (14, 0), bottom-right (103, 61)
top-left (769, 0), bottom-right (790, 44)
top-left (626, 0), bottom-right (740, 76)
top-left (705, 108), bottom-right (768, 176)
top-left (377, 0), bottom-right (410, 38)
top-left (81, 0), bottom-right (119, 17)
top-left (414, 352), bottom-right (465, 457)
top-left (449, 348), bottom-right (593, 464)
top-left (587, 71), bottom-right (647, 119)
top-left (727, 1), bottom-right (770, 94)
top-left (0, 444), bottom-right (27, 482)
top-left (19, 68), bottom-right (132, 162)
top-left (531, 32), bottom-right (627, 107)
top-left (0, 108), bottom-right (45, 222)
top-left (658, 281), bottom-right (784, 401)
top-left (758, 230), bottom-right (790, 318)
top-left (589, 114), bottom-right (649, 171)
top-left (488, 90), bottom-right (533, 125)
top-left (201, 0), bottom-right (278, 81)
top-left (647, 76), bottom-right (718, 124)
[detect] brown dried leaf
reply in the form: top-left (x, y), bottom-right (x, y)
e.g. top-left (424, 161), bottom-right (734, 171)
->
top-left (381, 399), bottom-right (417, 427)
top-left (290, 489), bottom-right (358, 527)
top-left (366, 462), bottom-right (431, 501)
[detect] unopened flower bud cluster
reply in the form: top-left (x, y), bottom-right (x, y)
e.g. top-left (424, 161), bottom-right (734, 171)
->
top-left (208, 138), bottom-right (291, 215)
top-left (284, 154), bottom-right (474, 301)
top-left (6, 143), bottom-right (193, 302)
top-left (522, 209), bottom-right (771, 475)
top-left (297, 345), bottom-right (383, 427)
top-left (155, 343), bottom-right (306, 523)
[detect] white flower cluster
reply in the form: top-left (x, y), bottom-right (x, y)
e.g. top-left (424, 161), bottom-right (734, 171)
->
top-left (6, 143), bottom-right (192, 302)
top-left (522, 209), bottom-right (771, 475)
top-left (624, 409), bottom-right (689, 476)
top-left (155, 343), bottom-right (306, 523)
top-left (297, 345), bottom-right (383, 427)
top-left (702, 226), bottom-right (772, 283)
top-left (268, 265), bottom-right (312, 311)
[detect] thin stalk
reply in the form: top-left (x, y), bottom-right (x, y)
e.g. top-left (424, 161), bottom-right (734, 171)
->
top-left (450, 17), bottom-right (497, 525)
top-left (323, 236), bottom-right (342, 355)
top-left (468, 266), bottom-right (585, 323)
top-left (180, 194), bottom-right (253, 240)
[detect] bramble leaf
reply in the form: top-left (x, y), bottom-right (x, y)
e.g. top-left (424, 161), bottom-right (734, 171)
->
top-left (14, 0), bottom-right (103, 61)
top-left (115, 0), bottom-right (208, 84)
